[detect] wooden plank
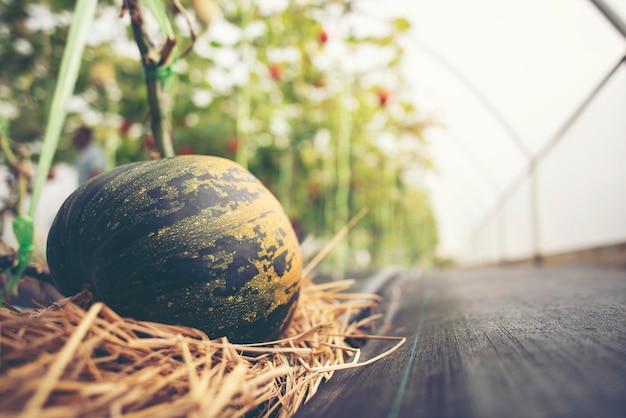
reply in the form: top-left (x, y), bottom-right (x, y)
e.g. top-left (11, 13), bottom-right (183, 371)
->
top-left (296, 266), bottom-right (626, 418)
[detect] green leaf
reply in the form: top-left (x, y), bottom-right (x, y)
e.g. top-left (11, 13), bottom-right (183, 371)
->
top-left (27, 0), bottom-right (98, 219)
top-left (144, 0), bottom-right (176, 39)
top-left (7, 215), bottom-right (35, 295)
top-left (0, 115), bottom-right (8, 137)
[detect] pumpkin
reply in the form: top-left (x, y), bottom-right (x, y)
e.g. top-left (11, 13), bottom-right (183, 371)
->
top-left (46, 155), bottom-right (302, 343)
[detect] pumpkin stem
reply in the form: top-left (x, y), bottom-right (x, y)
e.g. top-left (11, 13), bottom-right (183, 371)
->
top-left (124, 0), bottom-right (176, 158)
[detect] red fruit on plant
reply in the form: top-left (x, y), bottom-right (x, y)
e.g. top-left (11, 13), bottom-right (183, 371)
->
top-left (313, 77), bottom-right (325, 88)
top-left (178, 145), bottom-right (195, 155)
top-left (378, 89), bottom-right (390, 106)
top-left (119, 120), bottom-right (133, 136)
top-left (226, 137), bottom-right (239, 153)
top-left (269, 63), bottom-right (283, 80)
top-left (308, 181), bottom-right (321, 198)
top-left (318, 29), bottom-right (328, 44)
top-left (143, 135), bottom-right (156, 150)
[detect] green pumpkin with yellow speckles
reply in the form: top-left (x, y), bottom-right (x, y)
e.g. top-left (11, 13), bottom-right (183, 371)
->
top-left (46, 155), bottom-right (302, 343)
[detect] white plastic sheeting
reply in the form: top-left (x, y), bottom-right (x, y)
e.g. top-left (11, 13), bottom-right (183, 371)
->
top-left (384, 0), bottom-right (626, 263)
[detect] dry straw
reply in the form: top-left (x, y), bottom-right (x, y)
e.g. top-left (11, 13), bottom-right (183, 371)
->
top-left (0, 275), bottom-right (405, 417)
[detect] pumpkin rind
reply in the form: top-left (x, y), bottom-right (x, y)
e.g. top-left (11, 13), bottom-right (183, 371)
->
top-left (47, 155), bottom-right (302, 343)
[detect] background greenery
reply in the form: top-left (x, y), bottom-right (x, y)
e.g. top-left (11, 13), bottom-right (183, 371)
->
top-left (0, 0), bottom-right (439, 273)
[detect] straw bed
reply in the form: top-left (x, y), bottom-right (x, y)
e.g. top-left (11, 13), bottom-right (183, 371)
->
top-left (0, 277), bottom-right (404, 418)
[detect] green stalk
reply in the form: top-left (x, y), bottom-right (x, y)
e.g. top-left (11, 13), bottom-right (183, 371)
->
top-left (127, 0), bottom-right (176, 158)
top-left (145, 66), bottom-right (175, 158)
top-left (322, 141), bottom-right (334, 238)
top-left (235, 78), bottom-right (251, 168)
top-left (235, 0), bottom-right (254, 169)
top-left (381, 158), bottom-right (394, 265)
top-left (104, 92), bottom-right (119, 169)
top-left (6, 0), bottom-right (98, 297)
top-left (278, 142), bottom-right (294, 215)
top-left (28, 0), bottom-right (97, 218)
top-left (0, 132), bottom-right (27, 217)
top-left (334, 82), bottom-right (353, 274)
top-left (143, 0), bottom-right (175, 38)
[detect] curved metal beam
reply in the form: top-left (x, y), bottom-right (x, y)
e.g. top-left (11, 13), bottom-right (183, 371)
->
top-left (589, 0), bottom-right (626, 38)
top-left (409, 36), bottom-right (532, 160)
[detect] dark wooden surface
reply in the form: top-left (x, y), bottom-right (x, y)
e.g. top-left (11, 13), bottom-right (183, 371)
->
top-left (296, 266), bottom-right (626, 418)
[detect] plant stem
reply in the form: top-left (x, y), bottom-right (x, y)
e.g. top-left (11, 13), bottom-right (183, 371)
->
top-left (235, 0), bottom-right (254, 169)
top-left (125, 0), bottom-right (175, 158)
top-left (0, 132), bottom-right (29, 216)
top-left (334, 80), bottom-right (353, 275)
top-left (145, 67), bottom-right (175, 158)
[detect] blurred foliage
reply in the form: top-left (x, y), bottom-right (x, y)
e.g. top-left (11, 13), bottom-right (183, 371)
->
top-left (0, 0), bottom-right (439, 272)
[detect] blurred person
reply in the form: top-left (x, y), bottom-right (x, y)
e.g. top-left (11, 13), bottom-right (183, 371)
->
top-left (72, 126), bottom-right (105, 185)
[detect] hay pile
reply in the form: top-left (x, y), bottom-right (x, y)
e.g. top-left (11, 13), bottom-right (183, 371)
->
top-left (0, 277), bottom-right (404, 418)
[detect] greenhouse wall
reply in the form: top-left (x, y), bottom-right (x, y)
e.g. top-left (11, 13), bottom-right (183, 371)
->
top-left (456, 62), bottom-right (626, 266)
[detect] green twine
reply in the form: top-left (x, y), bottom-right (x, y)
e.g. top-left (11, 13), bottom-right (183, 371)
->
top-left (6, 215), bottom-right (35, 295)
top-left (142, 0), bottom-right (178, 91)
top-left (143, 0), bottom-right (178, 87)
top-left (143, 0), bottom-right (175, 39)
top-left (387, 285), bottom-right (430, 418)
top-left (145, 62), bottom-right (175, 87)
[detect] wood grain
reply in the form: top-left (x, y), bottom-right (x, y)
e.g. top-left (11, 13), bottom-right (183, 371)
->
top-left (296, 266), bottom-right (626, 418)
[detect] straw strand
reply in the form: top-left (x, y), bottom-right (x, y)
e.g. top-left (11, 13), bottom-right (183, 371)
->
top-left (1, 278), bottom-right (401, 417)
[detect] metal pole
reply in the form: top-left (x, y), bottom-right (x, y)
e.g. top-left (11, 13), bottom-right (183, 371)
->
top-left (589, 0), bottom-right (626, 39)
